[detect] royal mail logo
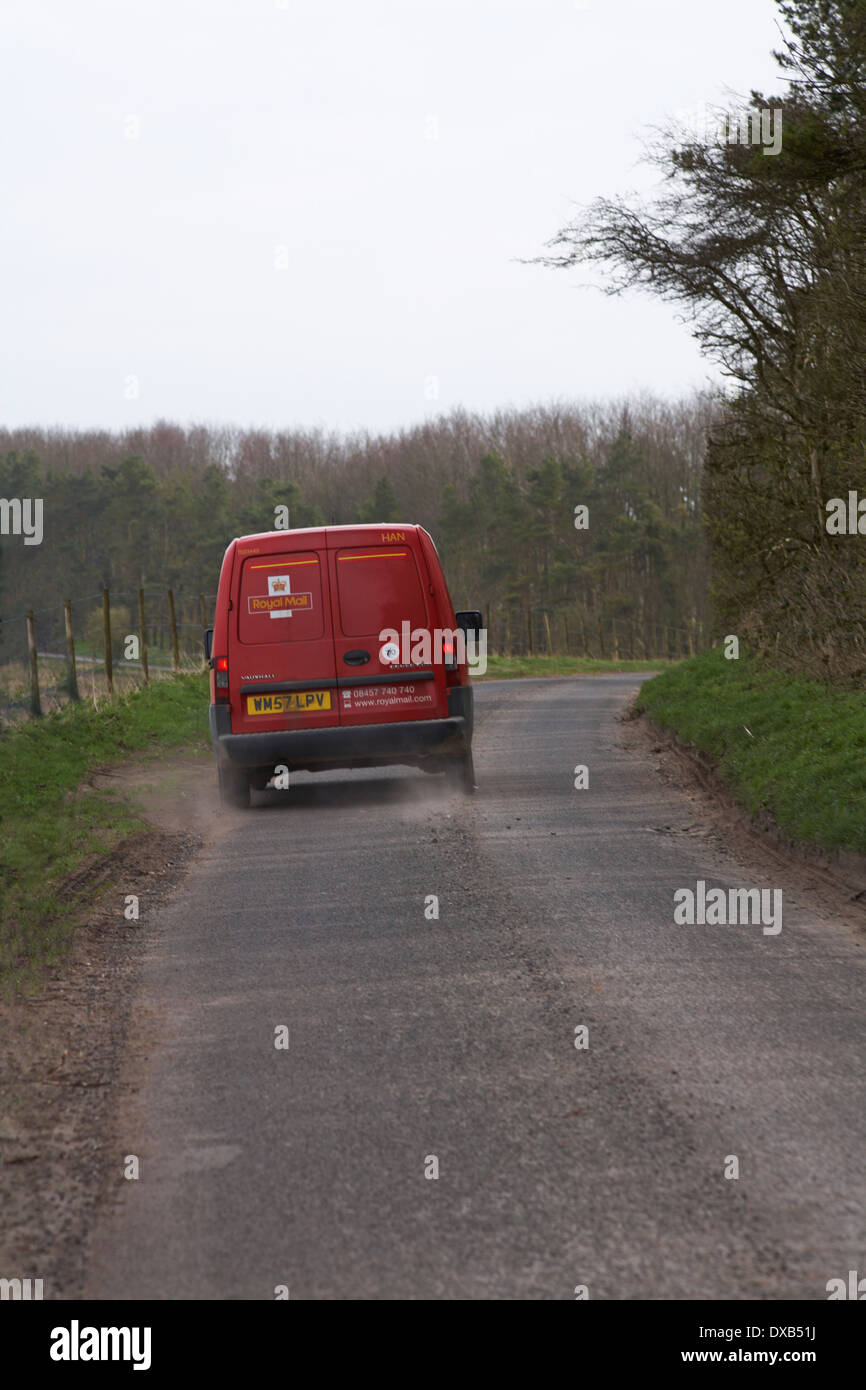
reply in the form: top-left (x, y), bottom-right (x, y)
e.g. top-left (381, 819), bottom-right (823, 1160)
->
top-left (249, 593), bottom-right (311, 614)
top-left (247, 573), bottom-right (315, 619)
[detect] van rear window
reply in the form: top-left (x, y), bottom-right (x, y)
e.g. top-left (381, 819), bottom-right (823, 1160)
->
top-left (336, 546), bottom-right (427, 637)
top-left (238, 553), bottom-right (324, 644)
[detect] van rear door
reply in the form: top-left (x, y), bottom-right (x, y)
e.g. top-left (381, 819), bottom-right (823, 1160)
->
top-left (329, 530), bottom-right (450, 726)
top-left (230, 541), bottom-right (339, 735)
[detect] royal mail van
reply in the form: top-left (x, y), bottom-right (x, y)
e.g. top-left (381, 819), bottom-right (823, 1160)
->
top-left (205, 524), bottom-right (481, 807)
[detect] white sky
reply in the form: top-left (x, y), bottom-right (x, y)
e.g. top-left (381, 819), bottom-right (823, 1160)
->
top-left (1, 0), bottom-right (785, 434)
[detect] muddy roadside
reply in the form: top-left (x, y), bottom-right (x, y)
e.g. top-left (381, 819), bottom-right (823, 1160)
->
top-left (621, 705), bottom-right (866, 936)
top-left (0, 752), bottom-right (226, 1299)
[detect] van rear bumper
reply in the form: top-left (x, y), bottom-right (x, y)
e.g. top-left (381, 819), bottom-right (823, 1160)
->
top-left (209, 700), bottom-right (471, 773)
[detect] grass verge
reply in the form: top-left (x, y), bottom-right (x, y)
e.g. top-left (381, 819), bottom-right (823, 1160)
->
top-left (635, 649), bottom-right (866, 855)
top-left (0, 673), bottom-right (210, 993)
top-left (477, 654), bottom-right (670, 679)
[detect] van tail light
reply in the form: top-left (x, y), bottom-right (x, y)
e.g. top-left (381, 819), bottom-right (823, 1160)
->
top-left (214, 656), bottom-right (230, 700)
top-left (443, 638), bottom-right (463, 686)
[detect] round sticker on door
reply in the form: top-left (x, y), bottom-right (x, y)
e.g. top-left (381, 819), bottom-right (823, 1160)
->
top-left (380, 641), bottom-right (400, 663)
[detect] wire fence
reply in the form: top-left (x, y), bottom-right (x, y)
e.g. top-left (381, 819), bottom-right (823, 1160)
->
top-left (0, 587), bottom-right (217, 726)
top-left (0, 587), bottom-right (704, 727)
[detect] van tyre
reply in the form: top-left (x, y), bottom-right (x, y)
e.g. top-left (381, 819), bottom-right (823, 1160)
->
top-left (447, 749), bottom-right (477, 795)
top-left (218, 765), bottom-right (251, 809)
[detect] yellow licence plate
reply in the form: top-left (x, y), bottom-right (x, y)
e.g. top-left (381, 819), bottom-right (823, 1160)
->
top-left (246, 691), bottom-right (332, 715)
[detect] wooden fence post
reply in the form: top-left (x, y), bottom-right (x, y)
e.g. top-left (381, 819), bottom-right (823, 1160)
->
top-left (199, 593), bottom-right (209, 669)
top-left (138, 589), bottom-right (149, 685)
top-left (542, 610), bottom-right (553, 657)
top-left (63, 599), bottom-right (79, 702)
top-left (26, 611), bottom-right (42, 717)
top-left (102, 587), bottom-right (114, 695)
top-left (167, 588), bottom-right (180, 671)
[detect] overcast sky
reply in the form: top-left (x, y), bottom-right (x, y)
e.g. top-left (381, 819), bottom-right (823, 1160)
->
top-left (1, 0), bottom-right (785, 435)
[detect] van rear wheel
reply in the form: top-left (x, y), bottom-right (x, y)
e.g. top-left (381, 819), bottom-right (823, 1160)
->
top-left (447, 749), bottom-right (477, 795)
top-left (218, 765), bottom-right (251, 809)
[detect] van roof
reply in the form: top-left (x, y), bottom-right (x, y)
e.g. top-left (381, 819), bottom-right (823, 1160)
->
top-left (230, 523), bottom-right (423, 548)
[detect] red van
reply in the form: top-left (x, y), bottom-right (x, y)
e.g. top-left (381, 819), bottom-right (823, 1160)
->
top-left (205, 524), bottom-right (481, 807)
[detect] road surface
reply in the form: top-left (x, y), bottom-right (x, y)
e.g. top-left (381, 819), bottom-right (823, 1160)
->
top-left (83, 675), bottom-right (865, 1299)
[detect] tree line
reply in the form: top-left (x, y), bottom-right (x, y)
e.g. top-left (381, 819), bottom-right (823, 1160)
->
top-left (0, 394), bottom-right (714, 671)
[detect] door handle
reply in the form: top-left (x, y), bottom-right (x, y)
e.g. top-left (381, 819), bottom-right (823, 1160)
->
top-left (343, 649), bottom-right (371, 665)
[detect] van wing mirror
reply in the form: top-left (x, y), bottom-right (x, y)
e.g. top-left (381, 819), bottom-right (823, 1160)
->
top-left (455, 610), bottom-right (484, 641)
top-left (204, 627), bottom-right (214, 662)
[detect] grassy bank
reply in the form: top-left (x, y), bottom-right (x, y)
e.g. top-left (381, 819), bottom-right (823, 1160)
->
top-left (0, 673), bottom-right (209, 992)
top-left (635, 650), bottom-right (866, 854)
top-left (477, 654), bottom-right (669, 679)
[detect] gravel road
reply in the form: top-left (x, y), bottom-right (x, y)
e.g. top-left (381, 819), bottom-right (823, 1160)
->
top-left (83, 676), bottom-right (865, 1300)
